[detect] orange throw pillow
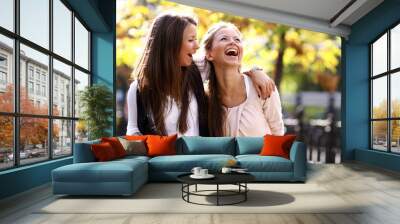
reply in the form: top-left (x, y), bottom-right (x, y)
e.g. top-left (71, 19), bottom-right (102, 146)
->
top-left (260, 134), bottom-right (297, 159)
top-left (124, 135), bottom-right (148, 141)
top-left (146, 134), bottom-right (177, 157)
top-left (101, 137), bottom-right (127, 158)
top-left (91, 142), bottom-right (117, 161)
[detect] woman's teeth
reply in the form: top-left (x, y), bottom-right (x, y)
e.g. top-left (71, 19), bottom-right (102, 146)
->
top-left (225, 48), bottom-right (238, 56)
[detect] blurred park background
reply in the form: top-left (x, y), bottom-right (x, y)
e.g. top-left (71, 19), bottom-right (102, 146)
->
top-left (116, 0), bottom-right (342, 163)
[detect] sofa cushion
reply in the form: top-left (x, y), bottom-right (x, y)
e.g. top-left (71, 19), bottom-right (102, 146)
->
top-left (101, 137), bottom-right (127, 158)
top-left (146, 134), bottom-right (177, 157)
top-left (118, 137), bottom-right (147, 156)
top-left (260, 135), bottom-right (297, 159)
top-left (235, 137), bottom-right (263, 155)
top-left (91, 142), bottom-right (118, 161)
top-left (148, 154), bottom-right (235, 172)
top-left (176, 136), bottom-right (235, 155)
top-left (236, 155), bottom-right (293, 172)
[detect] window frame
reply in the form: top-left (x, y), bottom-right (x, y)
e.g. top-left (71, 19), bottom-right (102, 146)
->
top-left (370, 21), bottom-right (400, 154)
top-left (0, 0), bottom-right (92, 171)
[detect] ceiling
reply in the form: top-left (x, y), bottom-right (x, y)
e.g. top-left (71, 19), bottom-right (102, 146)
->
top-left (170, 0), bottom-right (384, 38)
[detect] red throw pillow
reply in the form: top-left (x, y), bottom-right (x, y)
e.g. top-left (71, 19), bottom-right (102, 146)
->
top-left (91, 142), bottom-right (117, 161)
top-left (146, 134), bottom-right (177, 157)
top-left (260, 134), bottom-right (297, 159)
top-left (124, 135), bottom-right (148, 141)
top-left (101, 137), bottom-right (127, 158)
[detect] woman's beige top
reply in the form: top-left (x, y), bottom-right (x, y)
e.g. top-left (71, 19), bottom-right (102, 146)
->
top-left (224, 75), bottom-right (285, 137)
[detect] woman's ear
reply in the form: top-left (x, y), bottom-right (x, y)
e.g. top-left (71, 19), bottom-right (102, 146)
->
top-left (205, 52), bottom-right (214, 61)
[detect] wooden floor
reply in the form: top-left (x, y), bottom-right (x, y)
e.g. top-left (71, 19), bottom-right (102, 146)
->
top-left (1, 162), bottom-right (400, 224)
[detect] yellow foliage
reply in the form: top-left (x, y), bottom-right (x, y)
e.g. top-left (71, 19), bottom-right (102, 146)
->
top-left (116, 0), bottom-right (341, 92)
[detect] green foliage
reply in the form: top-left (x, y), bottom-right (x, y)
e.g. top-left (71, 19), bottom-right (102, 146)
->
top-left (79, 84), bottom-right (113, 140)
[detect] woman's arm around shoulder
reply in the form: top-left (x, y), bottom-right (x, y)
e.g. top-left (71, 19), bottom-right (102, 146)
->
top-left (262, 87), bottom-right (285, 136)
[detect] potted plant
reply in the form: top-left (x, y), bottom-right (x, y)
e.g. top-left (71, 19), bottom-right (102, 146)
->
top-left (79, 84), bottom-right (113, 140)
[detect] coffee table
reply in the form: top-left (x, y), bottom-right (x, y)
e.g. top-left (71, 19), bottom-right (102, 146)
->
top-left (177, 172), bottom-right (255, 206)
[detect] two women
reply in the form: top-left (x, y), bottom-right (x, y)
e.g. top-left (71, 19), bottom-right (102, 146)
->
top-left (127, 13), bottom-right (281, 137)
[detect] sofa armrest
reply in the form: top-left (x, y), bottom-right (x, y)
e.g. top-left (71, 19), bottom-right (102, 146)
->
top-left (289, 141), bottom-right (307, 181)
top-left (73, 140), bottom-right (100, 163)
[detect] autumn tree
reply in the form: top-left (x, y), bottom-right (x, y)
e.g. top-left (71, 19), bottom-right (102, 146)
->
top-left (0, 84), bottom-right (59, 151)
top-left (372, 99), bottom-right (400, 142)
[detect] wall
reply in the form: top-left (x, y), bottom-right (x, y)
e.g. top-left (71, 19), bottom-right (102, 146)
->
top-left (343, 0), bottom-right (400, 171)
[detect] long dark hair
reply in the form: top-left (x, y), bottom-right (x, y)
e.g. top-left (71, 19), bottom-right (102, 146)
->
top-left (203, 22), bottom-right (239, 136)
top-left (133, 13), bottom-right (205, 135)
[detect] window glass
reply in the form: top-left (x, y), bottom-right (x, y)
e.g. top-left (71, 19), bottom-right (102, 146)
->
top-left (0, 116), bottom-right (13, 170)
top-left (372, 77), bottom-right (387, 119)
top-left (391, 24), bottom-right (400, 70)
top-left (74, 18), bottom-right (89, 70)
top-left (20, 0), bottom-right (49, 49)
top-left (391, 72), bottom-right (400, 118)
top-left (20, 44), bottom-right (49, 115)
top-left (372, 34), bottom-right (387, 76)
top-left (53, 119), bottom-right (72, 157)
top-left (372, 121), bottom-right (388, 151)
top-left (53, 59), bottom-right (72, 117)
top-left (74, 69), bottom-right (89, 118)
top-left (391, 120), bottom-right (400, 153)
top-left (0, 0), bottom-right (14, 31)
top-left (53, 0), bottom-right (72, 60)
top-left (20, 117), bottom-right (49, 165)
top-left (75, 120), bottom-right (88, 143)
top-left (0, 35), bottom-right (14, 113)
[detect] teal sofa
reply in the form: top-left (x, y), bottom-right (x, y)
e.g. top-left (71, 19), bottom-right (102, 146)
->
top-left (52, 136), bottom-right (306, 196)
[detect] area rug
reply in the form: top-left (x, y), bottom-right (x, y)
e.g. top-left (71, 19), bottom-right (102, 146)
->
top-left (37, 183), bottom-right (361, 214)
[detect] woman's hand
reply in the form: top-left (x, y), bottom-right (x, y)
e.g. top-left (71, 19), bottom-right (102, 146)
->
top-left (244, 68), bottom-right (276, 99)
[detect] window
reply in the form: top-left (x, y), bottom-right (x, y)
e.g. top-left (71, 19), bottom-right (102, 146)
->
top-left (0, 0), bottom-right (14, 32)
top-left (0, 54), bottom-right (7, 86)
top-left (28, 81), bottom-right (34, 94)
top-left (53, 0), bottom-right (72, 60)
top-left (371, 23), bottom-right (400, 154)
top-left (20, 0), bottom-right (49, 49)
top-left (0, 54), bottom-right (7, 67)
top-left (0, 71), bottom-right (6, 84)
top-left (36, 83), bottom-right (40, 95)
top-left (28, 67), bottom-right (34, 80)
top-left (0, 35), bottom-right (13, 114)
top-left (0, 0), bottom-right (91, 170)
top-left (42, 85), bottom-right (46, 97)
top-left (75, 17), bottom-right (89, 70)
top-left (35, 70), bottom-right (41, 81)
top-left (53, 59), bottom-right (72, 117)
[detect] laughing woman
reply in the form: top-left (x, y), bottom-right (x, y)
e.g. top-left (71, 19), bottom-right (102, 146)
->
top-left (203, 22), bottom-right (285, 137)
top-left (126, 13), bottom-right (276, 137)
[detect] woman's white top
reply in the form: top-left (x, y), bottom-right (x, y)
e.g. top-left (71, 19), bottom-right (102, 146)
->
top-left (126, 80), bottom-right (199, 136)
top-left (224, 75), bottom-right (285, 137)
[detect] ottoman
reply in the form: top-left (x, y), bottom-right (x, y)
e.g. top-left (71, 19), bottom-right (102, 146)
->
top-left (52, 157), bottom-right (148, 196)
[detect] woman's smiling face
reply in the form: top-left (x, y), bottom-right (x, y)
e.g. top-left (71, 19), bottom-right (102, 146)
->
top-left (206, 27), bottom-right (243, 67)
top-left (179, 23), bottom-right (199, 67)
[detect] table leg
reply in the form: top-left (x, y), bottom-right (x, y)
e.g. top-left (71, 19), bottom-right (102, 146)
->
top-left (195, 184), bottom-right (197, 192)
top-left (217, 184), bottom-right (219, 206)
top-left (245, 183), bottom-right (247, 201)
